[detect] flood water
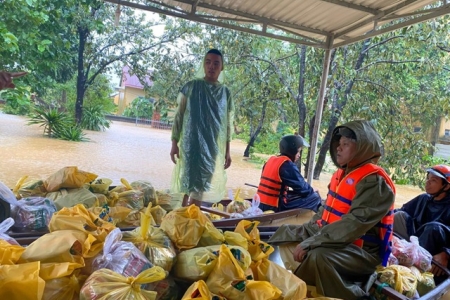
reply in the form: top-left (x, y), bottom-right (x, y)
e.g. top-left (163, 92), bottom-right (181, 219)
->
top-left (0, 113), bottom-right (422, 206)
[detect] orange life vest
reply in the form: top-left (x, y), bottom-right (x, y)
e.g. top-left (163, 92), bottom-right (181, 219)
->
top-left (318, 163), bottom-right (396, 266)
top-left (257, 156), bottom-right (291, 207)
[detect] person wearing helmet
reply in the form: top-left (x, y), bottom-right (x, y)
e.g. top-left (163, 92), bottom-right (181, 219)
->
top-left (256, 134), bottom-right (322, 212)
top-left (394, 165), bottom-right (450, 277)
top-left (268, 120), bottom-right (396, 299)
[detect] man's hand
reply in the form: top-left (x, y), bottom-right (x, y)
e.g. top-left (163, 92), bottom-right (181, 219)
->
top-left (170, 140), bottom-right (179, 164)
top-left (293, 244), bottom-right (308, 263)
top-left (431, 251), bottom-right (449, 277)
top-left (0, 71), bottom-right (28, 90)
top-left (224, 151), bottom-right (232, 169)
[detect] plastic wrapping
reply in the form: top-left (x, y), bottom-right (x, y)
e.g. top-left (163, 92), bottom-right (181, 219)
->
top-left (122, 207), bottom-right (177, 272)
top-left (226, 189), bottom-right (252, 213)
top-left (410, 266), bottom-right (436, 296)
top-left (79, 267), bottom-right (166, 300)
top-left (0, 261), bottom-right (45, 299)
top-left (181, 280), bottom-right (226, 300)
top-left (42, 269), bottom-right (87, 300)
top-left (0, 239), bottom-right (25, 264)
top-left (11, 197), bottom-right (57, 231)
top-left (410, 236), bottom-right (432, 272)
top-left (48, 204), bottom-right (116, 257)
top-left (44, 166), bottom-right (97, 192)
top-left (377, 265), bottom-right (418, 297)
top-left (231, 194), bottom-right (263, 218)
top-left (131, 180), bottom-right (157, 206)
top-left (92, 228), bottom-right (153, 277)
top-left (170, 77), bottom-right (234, 203)
top-left (391, 236), bottom-right (433, 272)
top-left (89, 178), bottom-right (113, 194)
top-left (46, 188), bottom-right (98, 210)
top-left (206, 244), bottom-right (281, 300)
top-left (13, 176), bottom-right (46, 199)
top-left (234, 220), bottom-right (274, 261)
top-left (173, 244), bottom-right (251, 282)
top-left (160, 205), bottom-right (209, 250)
top-left (0, 217), bottom-right (20, 245)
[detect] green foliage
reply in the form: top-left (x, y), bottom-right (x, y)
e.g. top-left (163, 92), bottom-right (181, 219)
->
top-left (27, 107), bottom-right (72, 137)
top-left (81, 105), bottom-right (111, 131)
top-left (123, 97), bottom-right (154, 119)
top-left (0, 83), bottom-right (32, 115)
top-left (54, 125), bottom-right (88, 142)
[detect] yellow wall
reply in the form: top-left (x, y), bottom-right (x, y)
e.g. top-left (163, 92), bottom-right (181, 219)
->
top-left (116, 87), bottom-right (146, 115)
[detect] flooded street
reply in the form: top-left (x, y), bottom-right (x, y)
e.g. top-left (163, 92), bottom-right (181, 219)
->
top-left (0, 113), bottom-right (422, 207)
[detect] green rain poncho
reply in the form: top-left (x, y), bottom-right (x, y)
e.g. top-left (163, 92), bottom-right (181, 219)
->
top-left (171, 77), bottom-right (234, 202)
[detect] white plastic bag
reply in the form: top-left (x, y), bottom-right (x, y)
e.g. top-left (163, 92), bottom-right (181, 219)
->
top-left (92, 228), bottom-right (153, 277)
top-left (241, 194), bottom-right (263, 217)
top-left (0, 217), bottom-right (19, 245)
top-left (410, 236), bottom-right (432, 272)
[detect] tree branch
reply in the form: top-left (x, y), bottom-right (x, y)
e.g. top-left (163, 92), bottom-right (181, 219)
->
top-left (362, 35), bottom-right (405, 54)
top-left (357, 59), bottom-right (421, 71)
top-left (354, 79), bottom-right (393, 93)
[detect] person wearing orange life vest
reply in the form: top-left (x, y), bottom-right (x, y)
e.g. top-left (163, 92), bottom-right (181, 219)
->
top-left (257, 134), bottom-right (322, 212)
top-left (394, 165), bottom-right (450, 280)
top-left (268, 120), bottom-right (396, 300)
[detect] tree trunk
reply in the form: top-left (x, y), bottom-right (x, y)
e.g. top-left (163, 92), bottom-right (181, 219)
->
top-left (244, 100), bottom-right (268, 157)
top-left (313, 39), bottom-right (371, 178)
top-left (296, 45), bottom-right (308, 173)
top-left (75, 25), bottom-right (89, 124)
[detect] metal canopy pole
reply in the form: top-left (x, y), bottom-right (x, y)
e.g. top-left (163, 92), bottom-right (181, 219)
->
top-left (306, 35), bottom-right (334, 184)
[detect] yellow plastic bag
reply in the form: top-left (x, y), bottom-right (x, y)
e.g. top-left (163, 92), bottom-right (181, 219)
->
top-left (235, 220), bottom-right (274, 261)
top-left (377, 265), bottom-right (418, 297)
top-left (89, 205), bottom-right (135, 227)
top-left (131, 180), bottom-right (157, 207)
top-left (226, 188), bottom-right (252, 213)
top-left (19, 230), bottom-right (87, 267)
top-left (150, 205), bottom-right (167, 225)
top-left (0, 261), bottom-right (45, 300)
top-left (224, 231), bottom-right (248, 250)
top-left (49, 204), bottom-right (116, 256)
top-left (181, 280), bottom-right (226, 300)
top-left (206, 244), bottom-right (282, 300)
top-left (0, 239), bottom-right (25, 264)
top-left (174, 244), bottom-right (251, 282)
top-left (197, 220), bottom-right (225, 247)
top-left (42, 269), bottom-right (87, 300)
top-left (173, 247), bottom-right (217, 281)
top-left (44, 166), bottom-right (97, 192)
top-left (208, 203), bottom-right (224, 220)
top-left (79, 266), bottom-right (166, 300)
top-left (89, 178), bottom-right (113, 194)
top-left (122, 205), bottom-right (176, 272)
top-left (46, 188), bottom-right (98, 210)
top-left (160, 205), bottom-right (209, 249)
top-left (251, 258), bottom-right (307, 300)
top-left (410, 266), bottom-right (436, 296)
top-left (39, 262), bottom-right (82, 280)
top-left (13, 175), bottom-right (46, 199)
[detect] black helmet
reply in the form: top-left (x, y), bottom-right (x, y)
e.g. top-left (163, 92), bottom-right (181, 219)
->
top-left (279, 135), bottom-right (309, 156)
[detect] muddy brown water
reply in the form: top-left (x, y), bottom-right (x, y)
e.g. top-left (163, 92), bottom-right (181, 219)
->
top-left (0, 113), bottom-right (422, 207)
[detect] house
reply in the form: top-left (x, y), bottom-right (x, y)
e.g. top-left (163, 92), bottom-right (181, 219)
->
top-left (432, 118), bottom-right (450, 160)
top-left (114, 66), bottom-right (153, 115)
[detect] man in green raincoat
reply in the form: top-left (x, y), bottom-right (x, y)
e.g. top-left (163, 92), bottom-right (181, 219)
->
top-left (170, 49), bottom-right (234, 202)
top-left (268, 120), bottom-right (396, 300)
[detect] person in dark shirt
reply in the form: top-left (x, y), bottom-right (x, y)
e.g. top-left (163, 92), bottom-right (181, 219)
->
top-left (394, 165), bottom-right (450, 277)
top-left (257, 134), bottom-right (322, 212)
